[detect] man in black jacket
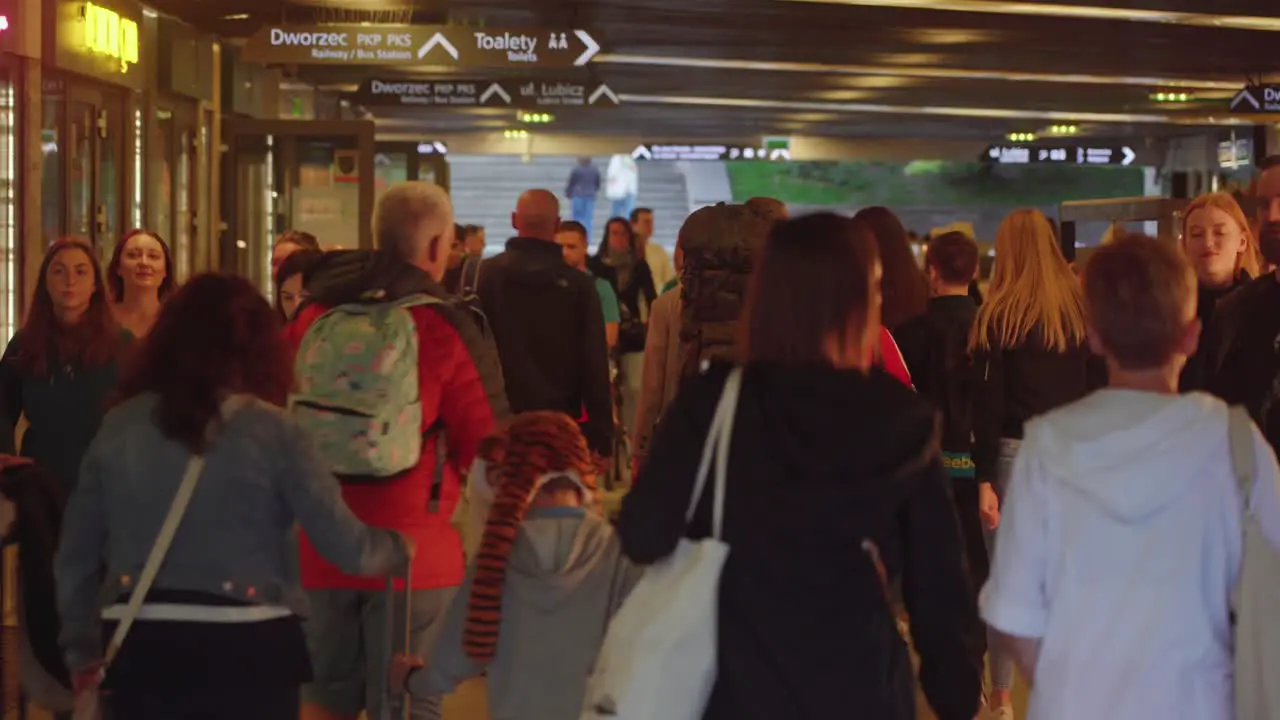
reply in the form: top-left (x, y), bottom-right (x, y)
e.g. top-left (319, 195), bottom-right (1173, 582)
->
top-left (1202, 157), bottom-right (1280, 455)
top-left (479, 189), bottom-right (614, 460)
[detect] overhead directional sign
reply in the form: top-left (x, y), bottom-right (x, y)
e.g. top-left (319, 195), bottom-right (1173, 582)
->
top-left (632, 143), bottom-right (792, 162)
top-left (982, 144), bottom-right (1139, 166)
top-left (349, 78), bottom-right (619, 109)
top-left (1230, 85), bottom-right (1280, 114)
top-left (242, 25), bottom-right (602, 68)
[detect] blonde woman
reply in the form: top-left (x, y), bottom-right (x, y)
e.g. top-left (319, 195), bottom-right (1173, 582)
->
top-left (1179, 193), bottom-right (1256, 390)
top-left (968, 209), bottom-right (1102, 719)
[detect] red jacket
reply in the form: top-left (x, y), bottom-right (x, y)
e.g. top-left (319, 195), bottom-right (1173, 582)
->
top-left (285, 301), bottom-right (496, 591)
top-left (880, 327), bottom-right (913, 388)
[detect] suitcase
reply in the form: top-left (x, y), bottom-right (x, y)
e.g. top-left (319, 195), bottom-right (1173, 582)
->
top-left (381, 567), bottom-right (414, 720)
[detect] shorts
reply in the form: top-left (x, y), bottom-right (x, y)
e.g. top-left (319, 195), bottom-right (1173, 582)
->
top-left (301, 586), bottom-right (456, 720)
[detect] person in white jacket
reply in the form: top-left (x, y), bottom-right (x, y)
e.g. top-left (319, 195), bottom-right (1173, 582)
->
top-left (631, 207), bottom-right (675, 292)
top-left (981, 234), bottom-right (1280, 720)
top-left (605, 154), bottom-right (638, 220)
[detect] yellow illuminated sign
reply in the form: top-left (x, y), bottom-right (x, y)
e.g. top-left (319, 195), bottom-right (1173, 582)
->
top-left (82, 2), bottom-right (139, 73)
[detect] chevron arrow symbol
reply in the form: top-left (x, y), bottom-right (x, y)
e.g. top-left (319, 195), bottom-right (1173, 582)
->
top-left (573, 30), bottom-right (600, 66)
top-left (481, 83), bottom-right (512, 104)
top-left (418, 32), bottom-right (459, 60)
top-left (589, 84), bottom-right (619, 105)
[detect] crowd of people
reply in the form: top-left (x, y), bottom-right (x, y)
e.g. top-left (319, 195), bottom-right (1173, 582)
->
top-left (0, 161), bottom-right (1277, 720)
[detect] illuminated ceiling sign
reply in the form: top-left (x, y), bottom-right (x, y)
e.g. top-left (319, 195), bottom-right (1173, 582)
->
top-left (243, 25), bottom-right (601, 68)
top-left (351, 77), bottom-right (619, 109)
top-left (1230, 86), bottom-right (1280, 114)
top-left (631, 143), bottom-right (792, 162)
top-left (82, 2), bottom-right (140, 73)
top-left (982, 144), bottom-right (1138, 166)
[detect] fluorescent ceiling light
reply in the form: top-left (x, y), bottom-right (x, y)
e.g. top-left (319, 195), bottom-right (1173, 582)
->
top-left (617, 93), bottom-right (1252, 125)
top-left (595, 54), bottom-right (1243, 90)
top-left (780, 0), bottom-right (1280, 32)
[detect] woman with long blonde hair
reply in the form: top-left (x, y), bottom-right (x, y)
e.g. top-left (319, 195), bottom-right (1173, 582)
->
top-left (968, 208), bottom-right (1101, 718)
top-left (1179, 192), bottom-right (1256, 390)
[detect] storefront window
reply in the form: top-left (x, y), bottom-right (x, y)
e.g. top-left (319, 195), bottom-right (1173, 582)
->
top-left (374, 151), bottom-right (408, 204)
top-left (153, 108), bottom-right (173, 248)
top-left (42, 80), bottom-right (65, 246)
top-left (0, 74), bottom-right (15, 350)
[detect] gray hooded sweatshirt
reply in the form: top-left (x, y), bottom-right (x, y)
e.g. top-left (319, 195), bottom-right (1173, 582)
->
top-left (412, 507), bottom-right (642, 719)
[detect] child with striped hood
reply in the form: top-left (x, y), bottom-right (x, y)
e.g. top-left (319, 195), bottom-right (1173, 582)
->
top-left (392, 411), bottom-right (643, 719)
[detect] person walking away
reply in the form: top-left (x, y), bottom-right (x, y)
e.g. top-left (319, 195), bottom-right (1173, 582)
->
top-left (853, 206), bottom-right (930, 333)
top-left (605, 154), bottom-right (638, 220)
top-left (631, 232), bottom-right (688, 479)
top-left (107, 229), bottom-right (175, 339)
top-left (391, 412), bottom-right (642, 719)
top-left (0, 239), bottom-right (133, 496)
top-left (968, 208), bottom-right (1102, 719)
top-left (894, 231), bottom-right (993, 637)
top-left (478, 189), bottom-right (613, 465)
top-left (566, 157), bottom-right (601, 238)
top-left (557, 221), bottom-right (621, 350)
top-left (619, 213), bottom-right (982, 720)
top-left (631, 208), bottom-right (676, 292)
top-left (982, 234), bottom-right (1280, 720)
top-left (1179, 192), bottom-right (1255, 390)
top-left (286, 182), bottom-right (505, 720)
top-left (55, 274), bottom-right (415, 720)
top-left (1200, 157), bottom-right (1280, 457)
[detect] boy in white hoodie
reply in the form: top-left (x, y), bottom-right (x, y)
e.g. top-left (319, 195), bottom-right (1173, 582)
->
top-left (391, 412), bottom-right (642, 720)
top-left (980, 234), bottom-right (1280, 720)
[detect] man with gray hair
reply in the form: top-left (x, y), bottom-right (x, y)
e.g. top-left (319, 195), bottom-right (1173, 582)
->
top-left (285, 181), bottom-right (507, 720)
top-left (478, 189), bottom-right (613, 462)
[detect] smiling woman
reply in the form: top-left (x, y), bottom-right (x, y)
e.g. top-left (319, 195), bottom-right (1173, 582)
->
top-left (108, 229), bottom-right (175, 339)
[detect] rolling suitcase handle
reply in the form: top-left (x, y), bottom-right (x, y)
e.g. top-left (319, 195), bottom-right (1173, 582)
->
top-left (381, 565), bottom-right (414, 720)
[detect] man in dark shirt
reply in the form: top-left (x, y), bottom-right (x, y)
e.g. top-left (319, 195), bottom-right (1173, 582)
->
top-left (565, 158), bottom-right (601, 238)
top-left (1204, 157), bottom-right (1280, 455)
top-left (478, 189), bottom-right (614, 461)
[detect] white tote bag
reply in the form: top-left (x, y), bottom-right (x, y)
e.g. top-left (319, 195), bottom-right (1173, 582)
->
top-left (581, 367), bottom-right (742, 720)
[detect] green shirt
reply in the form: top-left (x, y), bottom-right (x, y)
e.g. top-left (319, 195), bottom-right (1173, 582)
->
top-left (593, 276), bottom-right (621, 324)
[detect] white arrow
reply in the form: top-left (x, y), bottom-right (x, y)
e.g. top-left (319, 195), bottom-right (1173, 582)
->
top-left (573, 29), bottom-right (600, 66)
top-left (433, 141), bottom-right (448, 155)
top-left (1121, 146), bottom-right (1136, 166)
top-left (1231, 87), bottom-right (1260, 111)
top-left (631, 144), bottom-right (652, 160)
top-left (480, 83), bottom-right (511, 105)
top-left (417, 32), bottom-right (458, 60)
top-left (589, 84), bottom-right (619, 105)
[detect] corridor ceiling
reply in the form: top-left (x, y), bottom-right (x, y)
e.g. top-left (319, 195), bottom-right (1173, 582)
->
top-left (145, 0), bottom-right (1280, 142)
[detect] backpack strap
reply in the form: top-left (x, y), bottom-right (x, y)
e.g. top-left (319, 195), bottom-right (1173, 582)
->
top-left (1228, 405), bottom-right (1256, 512)
top-left (460, 256), bottom-right (482, 297)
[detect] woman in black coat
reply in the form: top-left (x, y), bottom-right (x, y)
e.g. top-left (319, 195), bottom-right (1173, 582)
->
top-left (617, 213), bottom-right (981, 720)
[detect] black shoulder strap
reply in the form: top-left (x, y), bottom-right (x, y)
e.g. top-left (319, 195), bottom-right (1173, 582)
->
top-left (460, 256), bottom-right (482, 297)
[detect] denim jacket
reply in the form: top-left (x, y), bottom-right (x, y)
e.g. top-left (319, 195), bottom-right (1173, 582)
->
top-left (54, 393), bottom-right (408, 672)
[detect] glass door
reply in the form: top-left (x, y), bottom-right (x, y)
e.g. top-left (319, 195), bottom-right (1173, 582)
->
top-left (221, 119), bottom-right (375, 293)
top-left (152, 103), bottom-right (199, 281)
top-left (66, 85), bottom-right (126, 263)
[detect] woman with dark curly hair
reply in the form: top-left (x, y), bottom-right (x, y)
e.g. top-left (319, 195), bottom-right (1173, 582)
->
top-left (0, 238), bottom-right (131, 494)
top-left (55, 273), bottom-right (412, 720)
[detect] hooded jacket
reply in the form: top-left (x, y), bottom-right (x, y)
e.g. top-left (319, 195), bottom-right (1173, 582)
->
top-left (618, 362), bottom-right (982, 720)
top-left (981, 390), bottom-right (1280, 720)
top-left (411, 509), bottom-right (642, 719)
top-left (285, 250), bottom-right (508, 591)
top-left (479, 238), bottom-right (613, 456)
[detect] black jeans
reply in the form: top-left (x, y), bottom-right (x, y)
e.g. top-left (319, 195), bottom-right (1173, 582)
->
top-left (108, 683), bottom-right (300, 720)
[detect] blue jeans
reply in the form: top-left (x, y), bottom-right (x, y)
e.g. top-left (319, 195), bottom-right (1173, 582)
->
top-left (571, 196), bottom-right (596, 237)
top-left (610, 195), bottom-right (636, 221)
